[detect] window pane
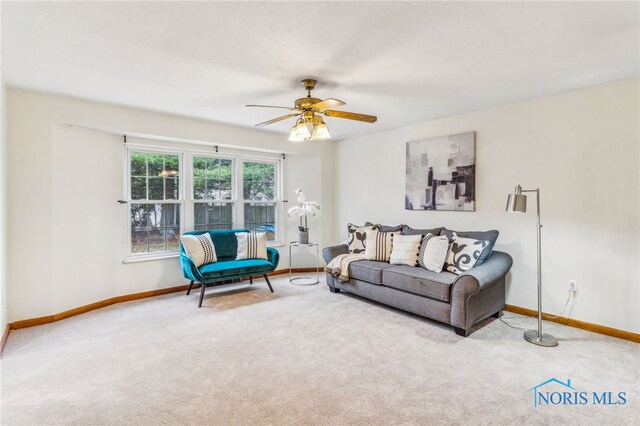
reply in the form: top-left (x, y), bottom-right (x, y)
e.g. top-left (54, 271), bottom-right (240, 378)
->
top-left (147, 153), bottom-right (165, 177)
top-left (243, 161), bottom-right (275, 201)
top-left (131, 152), bottom-right (147, 176)
top-left (244, 203), bottom-right (276, 241)
top-left (194, 157), bottom-right (233, 202)
top-left (130, 151), bottom-right (180, 202)
top-left (164, 177), bottom-right (179, 200)
top-left (130, 203), bottom-right (181, 254)
top-left (194, 202), bottom-right (233, 230)
top-left (148, 177), bottom-right (164, 200)
top-left (131, 177), bottom-right (146, 200)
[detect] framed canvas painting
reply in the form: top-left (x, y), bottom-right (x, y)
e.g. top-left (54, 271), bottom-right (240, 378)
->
top-left (405, 131), bottom-right (476, 211)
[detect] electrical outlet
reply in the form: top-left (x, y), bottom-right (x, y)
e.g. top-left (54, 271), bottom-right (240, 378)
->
top-left (568, 279), bottom-right (577, 293)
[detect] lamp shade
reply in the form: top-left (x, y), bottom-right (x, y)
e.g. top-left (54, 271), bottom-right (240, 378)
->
top-left (311, 120), bottom-right (331, 140)
top-left (506, 185), bottom-right (527, 213)
top-left (288, 120), bottom-right (311, 142)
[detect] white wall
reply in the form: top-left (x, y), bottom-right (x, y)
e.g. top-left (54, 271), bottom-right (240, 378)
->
top-left (6, 88), bottom-right (334, 322)
top-left (334, 78), bottom-right (639, 333)
top-left (1, 83), bottom-right (7, 334)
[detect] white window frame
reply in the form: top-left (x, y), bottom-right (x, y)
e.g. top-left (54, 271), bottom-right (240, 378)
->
top-left (124, 144), bottom-right (284, 262)
top-left (124, 146), bottom-right (185, 262)
top-left (190, 154), bottom-right (237, 232)
top-left (237, 157), bottom-right (283, 244)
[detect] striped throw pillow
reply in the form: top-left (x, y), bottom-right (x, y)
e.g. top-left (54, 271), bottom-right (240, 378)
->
top-left (236, 232), bottom-right (268, 260)
top-left (418, 233), bottom-right (450, 273)
top-left (365, 230), bottom-right (399, 262)
top-left (389, 234), bottom-right (424, 266)
top-left (180, 233), bottom-right (218, 267)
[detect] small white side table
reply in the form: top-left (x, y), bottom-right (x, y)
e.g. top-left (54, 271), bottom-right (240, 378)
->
top-left (288, 241), bottom-right (320, 285)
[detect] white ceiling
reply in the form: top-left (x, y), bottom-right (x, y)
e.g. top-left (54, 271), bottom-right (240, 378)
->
top-left (2, 1), bottom-right (638, 140)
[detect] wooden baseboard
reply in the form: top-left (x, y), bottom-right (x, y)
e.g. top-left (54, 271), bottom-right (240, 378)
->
top-left (0, 323), bottom-right (9, 354)
top-left (504, 304), bottom-right (640, 343)
top-left (8, 267), bottom-right (320, 331)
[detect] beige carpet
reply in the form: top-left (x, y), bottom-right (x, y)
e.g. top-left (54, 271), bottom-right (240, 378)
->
top-left (1, 275), bottom-right (638, 425)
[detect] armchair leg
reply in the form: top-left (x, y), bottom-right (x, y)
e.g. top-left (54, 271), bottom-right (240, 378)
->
top-left (198, 283), bottom-right (206, 307)
top-left (492, 310), bottom-right (504, 318)
top-left (263, 274), bottom-right (274, 293)
top-left (186, 280), bottom-right (194, 295)
top-left (329, 287), bottom-right (340, 293)
top-left (249, 276), bottom-right (253, 284)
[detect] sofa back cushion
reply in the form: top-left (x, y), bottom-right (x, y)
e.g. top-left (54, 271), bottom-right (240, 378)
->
top-left (365, 222), bottom-right (403, 232)
top-left (181, 229), bottom-right (249, 261)
top-left (402, 225), bottom-right (442, 236)
top-left (440, 228), bottom-right (498, 265)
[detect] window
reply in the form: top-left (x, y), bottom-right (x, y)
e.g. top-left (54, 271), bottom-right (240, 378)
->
top-left (242, 161), bottom-right (277, 241)
top-left (193, 157), bottom-right (234, 231)
top-left (126, 146), bottom-right (282, 259)
top-left (129, 151), bottom-right (182, 255)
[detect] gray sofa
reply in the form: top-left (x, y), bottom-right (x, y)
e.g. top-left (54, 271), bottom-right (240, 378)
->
top-left (322, 226), bottom-right (513, 336)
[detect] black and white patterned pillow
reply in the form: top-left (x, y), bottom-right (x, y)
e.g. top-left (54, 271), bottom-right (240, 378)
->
top-left (180, 233), bottom-right (217, 267)
top-left (444, 232), bottom-right (490, 274)
top-left (347, 223), bottom-right (378, 254)
top-left (418, 233), bottom-right (450, 273)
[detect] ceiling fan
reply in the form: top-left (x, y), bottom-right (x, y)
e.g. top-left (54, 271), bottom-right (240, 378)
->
top-left (246, 79), bottom-right (377, 142)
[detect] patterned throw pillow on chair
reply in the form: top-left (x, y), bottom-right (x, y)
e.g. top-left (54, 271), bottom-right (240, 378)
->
top-left (365, 229), bottom-right (399, 262)
top-left (444, 232), bottom-right (491, 274)
top-left (347, 223), bottom-right (379, 254)
top-left (236, 232), bottom-right (268, 260)
top-left (180, 233), bottom-right (217, 267)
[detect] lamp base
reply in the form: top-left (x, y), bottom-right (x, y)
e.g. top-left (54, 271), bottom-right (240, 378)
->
top-left (524, 329), bottom-right (558, 347)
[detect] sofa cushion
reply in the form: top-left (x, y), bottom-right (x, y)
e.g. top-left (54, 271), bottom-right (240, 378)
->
top-left (402, 225), bottom-right (443, 237)
top-left (199, 259), bottom-right (274, 279)
top-left (382, 265), bottom-right (457, 302)
top-left (349, 260), bottom-right (397, 285)
top-left (365, 222), bottom-right (403, 232)
top-left (440, 228), bottom-right (499, 265)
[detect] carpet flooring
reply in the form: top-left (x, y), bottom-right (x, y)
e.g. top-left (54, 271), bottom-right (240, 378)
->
top-left (1, 274), bottom-right (638, 425)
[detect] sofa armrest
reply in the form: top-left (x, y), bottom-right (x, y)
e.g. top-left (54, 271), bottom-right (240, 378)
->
top-left (457, 251), bottom-right (513, 289)
top-left (322, 244), bottom-right (349, 264)
top-left (180, 254), bottom-right (205, 283)
top-left (267, 247), bottom-right (280, 270)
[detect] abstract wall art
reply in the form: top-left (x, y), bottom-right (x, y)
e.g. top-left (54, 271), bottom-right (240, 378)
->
top-left (405, 131), bottom-right (476, 211)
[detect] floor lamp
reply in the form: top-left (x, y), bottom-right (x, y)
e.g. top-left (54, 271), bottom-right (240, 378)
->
top-left (506, 185), bottom-right (558, 347)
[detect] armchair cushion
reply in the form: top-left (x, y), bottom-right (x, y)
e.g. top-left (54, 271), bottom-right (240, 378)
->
top-left (199, 259), bottom-right (274, 280)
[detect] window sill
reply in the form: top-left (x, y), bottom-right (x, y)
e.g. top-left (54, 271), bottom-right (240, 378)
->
top-left (122, 253), bottom-right (180, 264)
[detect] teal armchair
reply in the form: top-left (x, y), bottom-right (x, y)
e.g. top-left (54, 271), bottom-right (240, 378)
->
top-left (180, 229), bottom-right (280, 307)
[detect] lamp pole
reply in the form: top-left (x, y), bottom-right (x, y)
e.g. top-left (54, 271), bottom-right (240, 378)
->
top-left (522, 188), bottom-right (557, 347)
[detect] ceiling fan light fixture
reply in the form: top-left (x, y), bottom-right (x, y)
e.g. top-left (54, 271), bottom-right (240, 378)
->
top-left (288, 119), bottom-right (311, 142)
top-left (311, 118), bottom-right (331, 140)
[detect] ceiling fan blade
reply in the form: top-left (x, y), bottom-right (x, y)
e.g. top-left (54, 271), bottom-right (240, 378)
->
top-left (255, 113), bottom-right (301, 127)
top-left (323, 110), bottom-right (377, 123)
top-left (310, 98), bottom-right (345, 112)
top-left (246, 104), bottom-right (299, 111)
